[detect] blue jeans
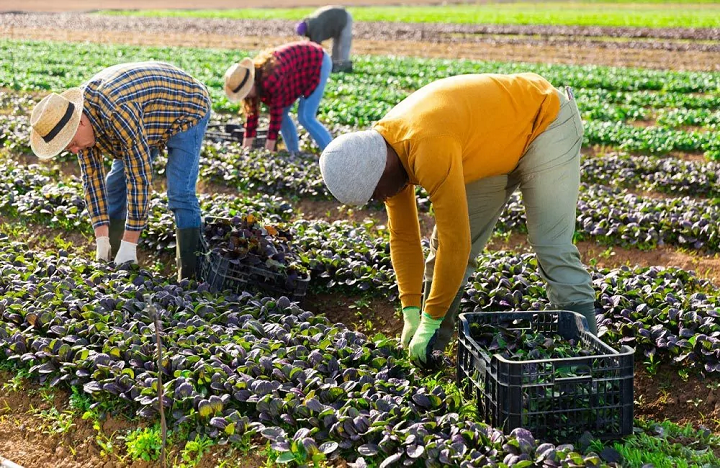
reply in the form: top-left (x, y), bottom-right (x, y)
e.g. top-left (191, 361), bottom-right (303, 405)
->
top-left (280, 52), bottom-right (333, 153)
top-left (105, 111), bottom-right (210, 229)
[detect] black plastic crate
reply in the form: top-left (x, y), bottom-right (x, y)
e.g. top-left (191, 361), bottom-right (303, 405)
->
top-left (457, 311), bottom-right (634, 442)
top-left (197, 217), bottom-right (309, 302)
top-left (205, 123), bottom-right (267, 147)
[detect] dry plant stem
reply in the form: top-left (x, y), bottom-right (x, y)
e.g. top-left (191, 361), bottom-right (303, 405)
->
top-left (151, 303), bottom-right (168, 468)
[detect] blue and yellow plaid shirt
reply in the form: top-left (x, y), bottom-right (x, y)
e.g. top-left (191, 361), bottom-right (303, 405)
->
top-left (79, 61), bottom-right (211, 231)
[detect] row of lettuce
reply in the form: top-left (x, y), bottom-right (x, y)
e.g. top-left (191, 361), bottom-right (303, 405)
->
top-left (2, 139), bottom-right (719, 254)
top-left (1, 39), bottom-right (719, 159)
top-left (0, 161), bottom-right (719, 376)
top-left (1, 110), bottom-right (719, 200)
top-left (1, 219), bottom-right (719, 465)
top-left (0, 241), bottom-right (628, 467)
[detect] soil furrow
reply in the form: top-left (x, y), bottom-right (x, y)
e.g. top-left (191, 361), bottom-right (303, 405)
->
top-left (1, 13), bottom-right (718, 49)
top-left (3, 26), bottom-right (718, 72)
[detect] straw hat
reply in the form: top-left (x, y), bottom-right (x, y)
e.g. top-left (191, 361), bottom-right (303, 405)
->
top-left (223, 58), bottom-right (255, 103)
top-left (30, 88), bottom-right (84, 160)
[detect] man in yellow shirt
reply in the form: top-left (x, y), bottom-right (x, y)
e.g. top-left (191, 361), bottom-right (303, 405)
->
top-left (320, 73), bottom-right (596, 366)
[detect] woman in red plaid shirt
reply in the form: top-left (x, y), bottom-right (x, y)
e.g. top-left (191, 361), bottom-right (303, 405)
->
top-left (224, 42), bottom-right (333, 155)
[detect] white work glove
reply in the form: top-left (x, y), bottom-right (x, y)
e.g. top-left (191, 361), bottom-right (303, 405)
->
top-left (95, 236), bottom-right (112, 261)
top-left (114, 240), bottom-right (138, 265)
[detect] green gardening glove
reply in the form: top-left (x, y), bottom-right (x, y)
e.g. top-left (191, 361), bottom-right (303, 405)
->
top-left (400, 306), bottom-right (421, 348)
top-left (408, 313), bottom-right (444, 365)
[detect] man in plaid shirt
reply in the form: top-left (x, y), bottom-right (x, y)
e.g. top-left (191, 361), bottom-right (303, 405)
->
top-left (30, 61), bottom-right (211, 280)
top-left (224, 42), bottom-right (332, 154)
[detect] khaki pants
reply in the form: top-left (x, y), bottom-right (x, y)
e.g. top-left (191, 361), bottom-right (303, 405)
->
top-left (423, 88), bottom-right (596, 350)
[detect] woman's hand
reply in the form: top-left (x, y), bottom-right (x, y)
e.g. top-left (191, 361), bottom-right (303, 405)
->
top-left (265, 139), bottom-right (277, 152)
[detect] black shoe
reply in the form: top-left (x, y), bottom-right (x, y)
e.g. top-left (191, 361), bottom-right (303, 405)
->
top-left (332, 61), bottom-right (353, 73)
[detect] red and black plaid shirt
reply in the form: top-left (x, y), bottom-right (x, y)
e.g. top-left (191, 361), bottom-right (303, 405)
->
top-left (245, 42), bottom-right (326, 141)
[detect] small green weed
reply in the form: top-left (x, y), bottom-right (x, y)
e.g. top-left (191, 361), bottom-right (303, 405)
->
top-left (68, 387), bottom-right (93, 414)
top-left (643, 353), bottom-right (661, 376)
top-left (124, 426), bottom-right (163, 462)
top-left (606, 419), bottom-right (720, 468)
top-left (53, 234), bottom-right (74, 251)
top-left (1, 369), bottom-right (29, 392)
top-left (599, 247), bottom-right (615, 259)
top-left (686, 397), bottom-right (703, 408)
top-left (81, 411), bottom-right (124, 460)
top-left (33, 406), bottom-right (75, 435)
top-left (349, 296), bottom-right (372, 312)
top-left (177, 435), bottom-right (214, 467)
top-left (706, 381), bottom-right (720, 391)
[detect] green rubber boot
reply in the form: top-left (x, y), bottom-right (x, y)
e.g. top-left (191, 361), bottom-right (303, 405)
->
top-left (108, 219), bottom-right (125, 257)
top-left (563, 302), bottom-right (598, 335)
top-left (176, 228), bottom-right (201, 281)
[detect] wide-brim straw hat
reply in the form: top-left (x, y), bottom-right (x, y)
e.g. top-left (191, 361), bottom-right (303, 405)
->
top-left (30, 88), bottom-right (84, 160)
top-left (224, 58), bottom-right (255, 103)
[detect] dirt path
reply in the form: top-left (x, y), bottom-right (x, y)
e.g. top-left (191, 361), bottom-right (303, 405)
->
top-left (4, 12), bottom-right (718, 44)
top-left (0, 0), bottom-right (468, 13)
top-left (489, 233), bottom-right (720, 287)
top-left (3, 26), bottom-right (717, 71)
top-left (1, 11), bottom-right (718, 70)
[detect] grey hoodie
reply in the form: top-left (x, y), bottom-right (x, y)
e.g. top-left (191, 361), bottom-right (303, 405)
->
top-left (303, 6), bottom-right (349, 43)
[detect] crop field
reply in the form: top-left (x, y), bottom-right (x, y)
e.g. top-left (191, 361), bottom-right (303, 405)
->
top-left (99, 3), bottom-right (720, 28)
top-left (0, 1), bottom-right (719, 468)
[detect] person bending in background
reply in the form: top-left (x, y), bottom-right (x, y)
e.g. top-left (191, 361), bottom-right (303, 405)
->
top-left (296, 5), bottom-right (353, 73)
top-left (319, 73), bottom-right (597, 367)
top-left (224, 42), bottom-right (333, 155)
top-left (29, 61), bottom-right (211, 280)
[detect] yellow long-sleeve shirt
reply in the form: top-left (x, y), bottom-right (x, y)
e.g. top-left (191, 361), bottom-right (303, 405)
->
top-left (373, 73), bottom-right (560, 319)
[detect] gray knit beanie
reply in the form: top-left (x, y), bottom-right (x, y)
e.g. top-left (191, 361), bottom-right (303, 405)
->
top-left (320, 130), bottom-right (388, 206)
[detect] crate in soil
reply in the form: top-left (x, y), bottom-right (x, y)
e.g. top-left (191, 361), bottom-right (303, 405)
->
top-left (198, 216), bottom-right (309, 302)
top-left (205, 123), bottom-right (267, 147)
top-left (457, 310), bottom-right (634, 442)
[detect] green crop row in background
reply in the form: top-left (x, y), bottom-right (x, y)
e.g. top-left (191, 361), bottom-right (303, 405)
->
top-left (2, 39), bottom-right (718, 158)
top-left (97, 2), bottom-right (720, 29)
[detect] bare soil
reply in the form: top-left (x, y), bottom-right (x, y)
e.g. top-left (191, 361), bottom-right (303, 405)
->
top-left (1, 16), bottom-right (717, 71)
top-left (306, 293), bottom-right (403, 337)
top-left (583, 145), bottom-right (710, 163)
top-left (633, 365), bottom-right (720, 434)
top-left (489, 232), bottom-right (720, 287)
top-left (0, 0), bottom-right (469, 13)
top-left (4, 12), bottom-right (718, 47)
top-left (3, 11), bottom-right (719, 42)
